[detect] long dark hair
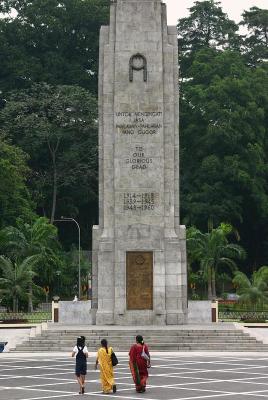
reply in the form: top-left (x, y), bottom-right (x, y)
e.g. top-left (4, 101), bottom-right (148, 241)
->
top-left (136, 335), bottom-right (144, 345)
top-left (101, 338), bottom-right (108, 353)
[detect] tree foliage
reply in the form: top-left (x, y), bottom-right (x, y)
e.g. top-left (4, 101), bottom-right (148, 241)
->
top-left (0, 139), bottom-right (35, 228)
top-left (0, 216), bottom-right (63, 309)
top-left (179, 1), bottom-right (268, 269)
top-left (241, 7), bottom-right (268, 65)
top-left (187, 223), bottom-right (245, 298)
top-left (0, 0), bottom-right (110, 94)
top-left (178, 0), bottom-right (240, 77)
top-left (0, 255), bottom-right (39, 311)
top-left (0, 83), bottom-right (98, 228)
top-left (233, 266), bottom-right (268, 308)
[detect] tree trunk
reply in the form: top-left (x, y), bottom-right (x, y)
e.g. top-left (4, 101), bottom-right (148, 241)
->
top-left (212, 268), bottom-right (216, 299)
top-left (28, 282), bottom-right (33, 313)
top-left (50, 152), bottom-right (57, 224)
top-left (47, 138), bottom-right (60, 224)
top-left (13, 296), bottom-right (16, 312)
top-left (207, 266), bottom-right (213, 300)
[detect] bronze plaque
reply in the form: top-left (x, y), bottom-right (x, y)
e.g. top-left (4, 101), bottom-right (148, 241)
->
top-left (126, 251), bottom-right (153, 310)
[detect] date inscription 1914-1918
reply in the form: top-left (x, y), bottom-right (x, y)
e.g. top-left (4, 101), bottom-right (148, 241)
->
top-left (123, 192), bottom-right (158, 211)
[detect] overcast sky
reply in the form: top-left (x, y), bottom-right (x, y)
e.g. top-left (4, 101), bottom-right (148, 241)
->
top-left (165, 0), bottom-right (268, 25)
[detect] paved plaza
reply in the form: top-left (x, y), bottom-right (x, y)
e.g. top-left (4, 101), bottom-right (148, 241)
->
top-left (2, 353), bottom-right (268, 400)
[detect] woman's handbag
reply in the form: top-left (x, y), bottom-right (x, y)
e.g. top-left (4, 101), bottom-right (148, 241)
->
top-left (141, 346), bottom-right (150, 362)
top-left (111, 351), bottom-right (118, 366)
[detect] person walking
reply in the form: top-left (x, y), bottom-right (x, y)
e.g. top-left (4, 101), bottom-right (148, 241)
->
top-left (72, 336), bottom-right (88, 394)
top-left (95, 339), bottom-right (116, 394)
top-left (129, 335), bottom-right (151, 393)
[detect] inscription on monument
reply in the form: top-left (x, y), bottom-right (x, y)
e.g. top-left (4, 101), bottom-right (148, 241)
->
top-left (123, 192), bottom-right (159, 211)
top-left (126, 146), bottom-right (153, 170)
top-left (126, 251), bottom-right (153, 310)
top-left (115, 111), bottom-right (162, 135)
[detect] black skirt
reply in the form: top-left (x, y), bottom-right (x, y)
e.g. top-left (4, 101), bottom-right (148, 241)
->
top-left (75, 360), bottom-right (87, 376)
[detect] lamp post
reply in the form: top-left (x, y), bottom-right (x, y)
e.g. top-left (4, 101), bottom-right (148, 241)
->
top-left (54, 217), bottom-right (81, 299)
top-left (61, 217), bottom-right (81, 299)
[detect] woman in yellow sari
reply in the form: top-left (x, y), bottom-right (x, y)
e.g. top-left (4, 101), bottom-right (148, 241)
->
top-left (95, 339), bottom-right (116, 394)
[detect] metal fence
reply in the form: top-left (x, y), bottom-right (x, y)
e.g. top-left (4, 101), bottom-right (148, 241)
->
top-left (0, 312), bottom-right (52, 324)
top-left (218, 309), bottom-right (268, 322)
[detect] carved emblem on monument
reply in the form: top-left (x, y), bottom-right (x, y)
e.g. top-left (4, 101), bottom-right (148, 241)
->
top-left (129, 53), bottom-right (147, 82)
top-left (135, 255), bottom-right (145, 265)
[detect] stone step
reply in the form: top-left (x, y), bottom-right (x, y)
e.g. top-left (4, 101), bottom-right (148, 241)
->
top-left (39, 332), bottom-right (251, 338)
top-left (25, 337), bottom-right (259, 344)
top-left (15, 346), bottom-right (268, 352)
top-left (29, 331), bottom-right (253, 338)
top-left (43, 329), bottom-right (246, 334)
top-left (15, 339), bottom-right (265, 346)
top-left (44, 327), bottom-right (243, 331)
top-left (30, 338), bottom-right (257, 343)
top-left (12, 325), bottom-right (268, 353)
top-left (15, 341), bottom-right (267, 350)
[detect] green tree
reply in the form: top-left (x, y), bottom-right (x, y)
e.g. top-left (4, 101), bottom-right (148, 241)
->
top-left (0, 255), bottom-right (39, 312)
top-left (177, 0), bottom-right (240, 77)
top-left (233, 266), bottom-right (268, 309)
top-left (0, 83), bottom-right (98, 226)
top-left (180, 48), bottom-right (268, 267)
top-left (187, 223), bottom-right (245, 299)
top-left (0, 0), bottom-right (110, 94)
top-left (0, 138), bottom-right (35, 228)
top-left (241, 7), bottom-right (268, 65)
top-left (0, 217), bottom-right (62, 310)
top-left (177, 1), bottom-right (268, 269)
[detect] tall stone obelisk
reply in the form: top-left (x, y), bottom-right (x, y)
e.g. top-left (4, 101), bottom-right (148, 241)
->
top-left (92, 0), bottom-right (187, 325)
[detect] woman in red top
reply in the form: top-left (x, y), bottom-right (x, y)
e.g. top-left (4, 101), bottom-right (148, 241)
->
top-left (129, 335), bottom-right (151, 393)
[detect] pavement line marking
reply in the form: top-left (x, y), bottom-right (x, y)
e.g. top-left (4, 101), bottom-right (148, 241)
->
top-left (150, 374), bottom-right (268, 385)
top-left (8, 387), bottom-right (157, 400)
top-left (171, 394), bottom-right (237, 400)
top-left (151, 360), bottom-right (268, 369)
top-left (0, 386), bottom-right (75, 394)
top-left (3, 355), bottom-right (268, 400)
top-left (88, 392), bottom-right (234, 400)
top-left (0, 372), bottom-right (76, 380)
top-left (238, 390), bottom-right (268, 395)
top-left (152, 365), bottom-right (268, 376)
top-left (10, 394), bottom-right (79, 400)
top-left (151, 363), bottom-right (268, 372)
top-left (0, 364), bottom-right (74, 372)
top-left (86, 392), bottom-right (160, 400)
top-left (1, 372), bottom-right (267, 387)
top-left (147, 384), bottom-right (234, 394)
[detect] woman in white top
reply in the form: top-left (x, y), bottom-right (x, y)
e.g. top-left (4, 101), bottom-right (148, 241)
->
top-left (72, 336), bottom-right (88, 394)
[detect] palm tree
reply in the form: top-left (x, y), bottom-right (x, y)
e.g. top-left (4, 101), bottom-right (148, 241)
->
top-left (0, 255), bottom-right (39, 312)
top-left (233, 267), bottom-right (268, 309)
top-left (0, 217), bottom-right (62, 311)
top-left (187, 223), bottom-right (246, 299)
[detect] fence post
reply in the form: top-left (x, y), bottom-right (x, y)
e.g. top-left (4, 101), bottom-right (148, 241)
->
top-left (52, 296), bottom-right (60, 323)
top-left (211, 300), bottom-right (218, 323)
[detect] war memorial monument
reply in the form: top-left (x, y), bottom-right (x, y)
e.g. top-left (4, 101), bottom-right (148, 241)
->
top-left (92, 0), bottom-right (187, 326)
